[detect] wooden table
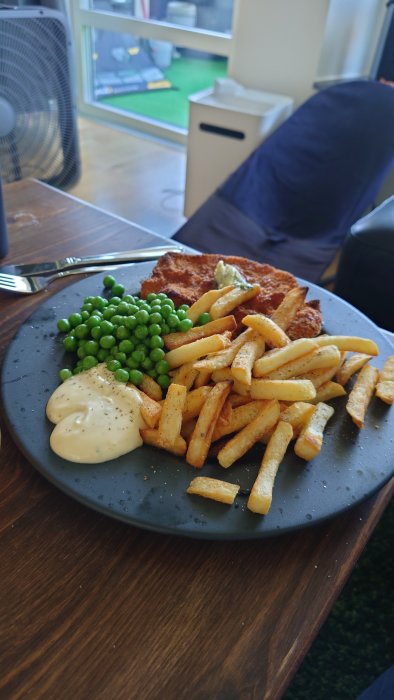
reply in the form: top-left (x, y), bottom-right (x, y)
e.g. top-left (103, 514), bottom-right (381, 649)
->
top-left (0, 180), bottom-right (393, 700)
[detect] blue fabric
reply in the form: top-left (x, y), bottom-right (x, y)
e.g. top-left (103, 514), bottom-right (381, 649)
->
top-left (357, 665), bottom-right (394, 700)
top-left (174, 80), bottom-right (394, 282)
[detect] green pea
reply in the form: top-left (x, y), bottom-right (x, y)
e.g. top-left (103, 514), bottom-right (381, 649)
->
top-left (150, 347), bottom-right (165, 362)
top-left (86, 315), bottom-right (101, 329)
top-left (114, 352), bottom-right (127, 364)
top-left (132, 349), bottom-right (145, 364)
top-left (126, 357), bottom-right (140, 369)
top-left (97, 348), bottom-right (109, 362)
top-left (136, 309), bottom-right (149, 325)
top-left (167, 313), bottom-right (180, 329)
top-left (63, 335), bottom-right (78, 352)
top-left (99, 334), bottom-right (116, 349)
top-left (176, 309), bottom-right (187, 321)
top-left (124, 316), bottom-right (137, 330)
top-left (57, 318), bottom-right (70, 333)
top-left (149, 335), bottom-right (164, 350)
top-left (178, 304), bottom-right (189, 312)
top-left (155, 360), bottom-right (169, 375)
top-left (128, 369), bottom-right (143, 386)
top-left (142, 357), bottom-right (153, 370)
top-left (146, 292), bottom-right (158, 302)
top-left (84, 340), bottom-right (99, 356)
top-left (135, 325), bottom-right (148, 340)
top-left (99, 320), bottom-right (115, 335)
top-left (109, 296), bottom-right (122, 306)
top-left (178, 318), bottom-right (193, 332)
top-left (116, 325), bottom-right (131, 340)
top-left (82, 355), bottom-right (98, 370)
top-left (103, 274), bottom-right (116, 288)
top-left (149, 311), bottom-right (162, 325)
top-left (92, 296), bottom-right (108, 310)
top-left (111, 315), bottom-right (123, 326)
top-left (111, 283), bottom-right (125, 297)
top-left (59, 368), bottom-right (72, 382)
top-left (107, 358), bottom-right (121, 372)
top-left (74, 323), bottom-right (89, 339)
top-left (119, 339), bottom-right (134, 354)
top-left (68, 312), bottom-right (83, 328)
top-left (90, 325), bottom-right (103, 340)
top-left (148, 323), bottom-right (162, 336)
top-left (157, 374), bottom-right (171, 389)
top-left (114, 368), bottom-right (129, 383)
top-left (198, 312), bottom-right (212, 325)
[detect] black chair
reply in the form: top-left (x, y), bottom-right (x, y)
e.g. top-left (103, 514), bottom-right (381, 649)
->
top-left (173, 80), bottom-right (394, 283)
top-left (333, 196), bottom-right (394, 332)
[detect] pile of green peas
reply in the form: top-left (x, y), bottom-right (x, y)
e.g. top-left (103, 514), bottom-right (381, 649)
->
top-left (56, 274), bottom-right (195, 388)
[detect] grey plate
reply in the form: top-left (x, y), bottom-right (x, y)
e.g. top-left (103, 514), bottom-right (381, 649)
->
top-left (1, 261), bottom-right (393, 539)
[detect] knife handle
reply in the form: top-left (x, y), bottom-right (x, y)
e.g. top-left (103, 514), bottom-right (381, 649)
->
top-left (67, 244), bottom-right (184, 267)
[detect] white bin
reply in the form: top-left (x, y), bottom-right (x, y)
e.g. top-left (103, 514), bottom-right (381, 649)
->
top-left (184, 79), bottom-right (293, 217)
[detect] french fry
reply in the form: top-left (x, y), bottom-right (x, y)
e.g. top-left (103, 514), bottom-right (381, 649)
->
top-left (181, 417), bottom-right (197, 442)
top-left (300, 363), bottom-right (343, 389)
top-left (182, 385), bottom-right (212, 422)
top-left (313, 335), bottom-right (379, 356)
top-left (228, 393), bottom-right (253, 407)
top-left (247, 421), bottom-right (293, 514)
top-left (211, 369), bottom-right (251, 397)
top-left (294, 402), bottom-right (334, 460)
top-left (250, 379), bottom-right (316, 402)
top-left (158, 383), bottom-right (187, 449)
top-left (187, 476), bottom-right (240, 505)
top-left (212, 400), bottom-right (268, 441)
top-left (312, 381), bottom-right (347, 403)
top-left (270, 286), bottom-right (307, 330)
top-left (163, 315), bottom-right (237, 350)
top-left (216, 396), bottom-right (233, 427)
top-left (262, 345), bottom-right (341, 381)
top-left (170, 361), bottom-right (199, 389)
top-left (279, 401), bottom-right (316, 432)
top-left (209, 284), bottom-right (261, 320)
top-left (193, 328), bottom-right (255, 371)
top-left (141, 428), bottom-right (187, 456)
top-left (217, 399), bottom-right (280, 469)
top-left (194, 369), bottom-right (212, 388)
top-left (262, 401), bottom-right (316, 443)
top-left (242, 313), bottom-right (290, 347)
top-left (253, 337), bottom-right (318, 377)
top-left (136, 389), bottom-right (162, 429)
top-left (231, 333), bottom-right (266, 385)
top-left (335, 353), bottom-right (372, 386)
top-left (186, 285), bottom-right (235, 324)
top-left (346, 364), bottom-right (379, 428)
top-left (186, 381), bottom-right (232, 468)
top-left (165, 334), bottom-right (230, 369)
top-left (139, 373), bottom-right (163, 402)
top-left (375, 355), bottom-right (394, 405)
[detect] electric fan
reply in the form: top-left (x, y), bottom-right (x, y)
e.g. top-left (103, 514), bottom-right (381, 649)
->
top-left (0, 5), bottom-right (80, 189)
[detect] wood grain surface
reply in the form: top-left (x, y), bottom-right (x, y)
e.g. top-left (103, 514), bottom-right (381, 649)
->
top-left (0, 180), bottom-right (393, 700)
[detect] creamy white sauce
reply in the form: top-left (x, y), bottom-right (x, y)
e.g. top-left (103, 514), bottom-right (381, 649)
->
top-left (46, 364), bottom-right (145, 463)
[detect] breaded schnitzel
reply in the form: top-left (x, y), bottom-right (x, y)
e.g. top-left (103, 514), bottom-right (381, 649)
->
top-left (141, 253), bottom-right (322, 340)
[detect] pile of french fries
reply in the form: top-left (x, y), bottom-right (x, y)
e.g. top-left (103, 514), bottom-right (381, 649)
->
top-left (136, 283), bottom-right (394, 516)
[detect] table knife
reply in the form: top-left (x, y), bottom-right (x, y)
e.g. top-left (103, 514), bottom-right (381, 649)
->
top-left (0, 243), bottom-right (184, 276)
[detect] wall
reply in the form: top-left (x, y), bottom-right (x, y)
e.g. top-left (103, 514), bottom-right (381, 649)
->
top-left (229, 0), bottom-right (388, 107)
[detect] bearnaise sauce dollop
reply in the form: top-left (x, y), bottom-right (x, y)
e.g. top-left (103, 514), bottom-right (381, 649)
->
top-left (46, 363), bottom-right (145, 463)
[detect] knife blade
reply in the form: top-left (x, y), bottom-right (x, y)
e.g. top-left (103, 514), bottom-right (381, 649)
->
top-left (0, 244), bottom-right (184, 276)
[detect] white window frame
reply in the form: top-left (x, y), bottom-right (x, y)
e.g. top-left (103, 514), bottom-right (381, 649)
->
top-left (70, 2), bottom-right (233, 144)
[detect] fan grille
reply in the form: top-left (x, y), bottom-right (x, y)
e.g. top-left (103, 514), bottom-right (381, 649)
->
top-left (0, 10), bottom-right (79, 188)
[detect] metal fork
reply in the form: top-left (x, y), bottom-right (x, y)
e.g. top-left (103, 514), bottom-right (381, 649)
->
top-left (0, 264), bottom-right (125, 294)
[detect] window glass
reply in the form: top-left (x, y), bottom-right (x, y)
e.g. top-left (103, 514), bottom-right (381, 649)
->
top-left (89, 1), bottom-right (234, 34)
top-left (92, 28), bottom-right (228, 129)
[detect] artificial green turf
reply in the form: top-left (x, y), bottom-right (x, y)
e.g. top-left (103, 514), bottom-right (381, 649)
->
top-left (284, 497), bottom-right (394, 699)
top-left (100, 55), bottom-right (228, 129)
